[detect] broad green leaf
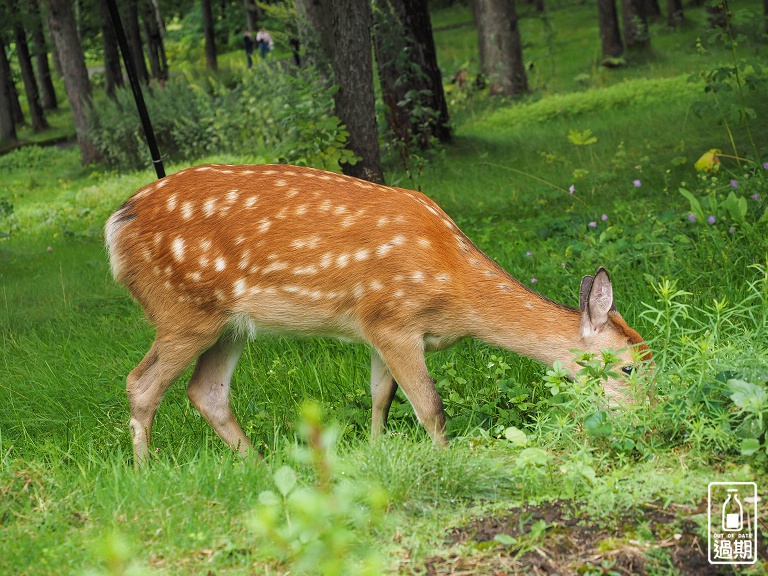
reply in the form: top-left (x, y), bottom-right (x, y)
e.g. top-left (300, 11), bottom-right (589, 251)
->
top-left (515, 447), bottom-right (550, 468)
top-left (273, 465), bottom-right (297, 497)
top-left (679, 188), bottom-right (705, 222)
top-left (258, 490), bottom-right (281, 506)
top-left (727, 379), bottom-right (767, 412)
top-left (494, 533), bottom-right (516, 546)
top-left (740, 438), bottom-right (761, 456)
top-left (504, 426), bottom-right (528, 447)
top-left (584, 411), bottom-right (613, 437)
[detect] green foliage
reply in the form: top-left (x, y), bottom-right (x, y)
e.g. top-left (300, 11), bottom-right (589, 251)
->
top-left (87, 66), bottom-right (355, 173)
top-left (248, 403), bottom-right (385, 575)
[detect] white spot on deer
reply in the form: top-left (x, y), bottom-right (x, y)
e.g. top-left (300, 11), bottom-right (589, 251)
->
top-left (262, 260), bottom-right (288, 274)
top-left (336, 253), bottom-right (350, 268)
top-left (319, 253), bottom-right (333, 268)
top-left (284, 170), bottom-right (297, 177)
top-left (276, 208), bottom-right (288, 219)
top-left (291, 236), bottom-right (321, 250)
top-left (319, 174), bottom-right (332, 181)
top-left (141, 248), bottom-right (152, 262)
top-left (287, 189), bottom-right (300, 198)
top-left (200, 256), bottom-right (210, 267)
top-left (377, 216), bottom-right (390, 227)
top-left (263, 169), bottom-right (278, 175)
top-left (171, 237), bottom-right (185, 261)
top-left (249, 286), bottom-right (262, 295)
top-left (226, 190), bottom-right (240, 203)
top-left (195, 166), bottom-right (213, 172)
top-left (275, 179), bottom-right (288, 187)
top-left (258, 219), bottom-right (272, 233)
top-left (215, 257), bottom-right (227, 272)
top-left (166, 194), bottom-right (177, 212)
top-left (319, 200), bottom-right (332, 212)
top-left (417, 238), bottom-right (431, 248)
top-left (187, 271), bottom-right (202, 282)
top-left (242, 169), bottom-right (254, 175)
top-left (239, 250), bottom-right (251, 270)
top-left (284, 286), bottom-right (300, 294)
top-left (498, 283), bottom-right (512, 293)
top-left (245, 196), bottom-right (259, 208)
top-left (370, 280), bottom-right (383, 291)
top-left (249, 265), bottom-right (261, 274)
top-left (354, 248), bottom-right (370, 261)
top-left (153, 266), bottom-right (161, 276)
top-left (153, 232), bottom-right (163, 248)
top-left (200, 239), bottom-right (212, 252)
top-left (436, 273), bottom-right (451, 283)
top-left (393, 274), bottom-right (404, 282)
top-left (203, 198), bottom-right (217, 217)
top-left (295, 204), bottom-right (308, 216)
top-left (334, 205), bottom-right (347, 216)
top-left (293, 265), bottom-right (319, 275)
top-left (221, 169), bottom-right (234, 174)
top-left (181, 201), bottom-right (193, 220)
top-left (233, 278), bottom-right (247, 297)
top-left (353, 284), bottom-right (364, 299)
top-left (214, 289), bottom-right (226, 302)
top-left (235, 236), bottom-right (245, 245)
top-left (394, 289), bottom-right (404, 298)
top-left (442, 218), bottom-right (455, 230)
top-left (410, 271), bottom-right (424, 283)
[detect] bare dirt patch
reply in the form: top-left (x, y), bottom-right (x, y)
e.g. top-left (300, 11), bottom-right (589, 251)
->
top-left (423, 499), bottom-right (764, 575)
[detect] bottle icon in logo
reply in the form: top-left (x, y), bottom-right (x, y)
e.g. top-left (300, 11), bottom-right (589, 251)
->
top-left (722, 488), bottom-right (743, 532)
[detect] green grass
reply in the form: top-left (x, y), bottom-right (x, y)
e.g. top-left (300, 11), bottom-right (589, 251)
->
top-left (2, 1), bottom-right (768, 574)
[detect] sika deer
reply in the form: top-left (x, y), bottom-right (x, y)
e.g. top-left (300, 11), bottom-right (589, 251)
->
top-left (105, 164), bottom-right (650, 464)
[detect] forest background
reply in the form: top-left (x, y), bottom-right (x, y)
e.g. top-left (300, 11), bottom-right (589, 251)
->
top-left (1, 0), bottom-right (768, 574)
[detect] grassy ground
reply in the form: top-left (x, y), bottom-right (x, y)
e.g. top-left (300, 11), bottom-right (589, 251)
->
top-left (2, 1), bottom-right (768, 575)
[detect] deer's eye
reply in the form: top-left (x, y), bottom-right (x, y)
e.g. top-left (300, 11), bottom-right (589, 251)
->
top-left (621, 365), bottom-right (634, 376)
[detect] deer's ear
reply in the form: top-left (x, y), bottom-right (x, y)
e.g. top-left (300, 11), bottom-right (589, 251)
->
top-left (580, 267), bottom-right (615, 337)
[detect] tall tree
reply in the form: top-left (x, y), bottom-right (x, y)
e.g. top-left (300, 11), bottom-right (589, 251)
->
top-left (44, 0), bottom-right (100, 164)
top-left (0, 39), bottom-right (18, 145)
top-left (474, 0), bottom-right (528, 97)
top-left (294, 0), bottom-right (334, 68)
top-left (201, 0), bottom-right (217, 71)
top-left (597, 0), bottom-right (623, 63)
top-left (0, 30), bottom-right (24, 126)
top-left (12, 10), bottom-right (49, 132)
top-left (29, 0), bottom-right (57, 110)
top-left (243, 0), bottom-right (260, 31)
top-left (329, 0), bottom-right (383, 183)
top-left (622, 0), bottom-right (651, 50)
top-left (372, 0), bottom-right (451, 150)
top-left (98, 0), bottom-right (124, 98)
top-left (142, 0), bottom-right (168, 80)
top-left (125, 0), bottom-right (149, 84)
top-left (666, 0), bottom-right (684, 28)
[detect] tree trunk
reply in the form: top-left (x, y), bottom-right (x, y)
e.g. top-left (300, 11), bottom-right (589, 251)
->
top-left (372, 0), bottom-right (451, 150)
top-left (622, 0), bottom-right (651, 50)
top-left (142, 0), bottom-right (167, 80)
top-left (471, 0), bottom-right (487, 76)
top-left (666, 0), bottom-right (683, 28)
top-left (597, 0), bottom-right (623, 62)
top-left (644, 0), bottom-right (661, 20)
top-left (13, 17), bottom-right (49, 132)
top-left (474, 0), bottom-right (528, 97)
top-left (243, 0), bottom-right (260, 30)
top-left (44, 0), bottom-right (100, 164)
top-left (125, 0), bottom-right (149, 83)
top-left (201, 0), bottom-right (217, 71)
top-left (329, 0), bottom-right (383, 183)
top-left (0, 41), bottom-right (18, 145)
top-left (295, 0), bottom-right (334, 68)
top-left (29, 0), bottom-right (58, 110)
top-left (0, 34), bottom-right (24, 126)
top-left (99, 0), bottom-right (124, 98)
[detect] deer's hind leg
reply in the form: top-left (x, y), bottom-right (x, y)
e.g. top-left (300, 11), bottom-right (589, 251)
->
top-left (186, 335), bottom-right (250, 455)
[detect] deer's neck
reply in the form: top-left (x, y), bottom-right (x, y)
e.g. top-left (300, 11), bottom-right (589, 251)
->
top-left (465, 268), bottom-right (582, 368)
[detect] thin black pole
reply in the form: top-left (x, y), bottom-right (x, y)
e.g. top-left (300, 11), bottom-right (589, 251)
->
top-left (103, 0), bottom-right (165, 179)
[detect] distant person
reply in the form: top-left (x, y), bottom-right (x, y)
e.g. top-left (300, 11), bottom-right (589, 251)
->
top-left (256, 27), bottom-right (274, 60)
top-left (289, 37), bottom-right (301, 67)
top-left (243, 30), bottom-right (254, 68)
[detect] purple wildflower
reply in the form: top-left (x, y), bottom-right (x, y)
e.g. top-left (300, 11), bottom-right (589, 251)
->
top-left (730, 179), bottom-right (738, 189)
top-left (530, 278), bottom-right (538, 284)
top-left (601, 213), bottom-right (608, 221)
top-left (708, 215), bottom-right (716, 224)
top-left (752, 193), bottom-right (760, 201)
top-left (588, 221), bottom-right (597, 228)
top-left (763, 162), bottom-right (768, 170)
top-left (633, 179), bottom-right (642, 188)
top-left (569, 184), bottom-right (575, 195)
top-left (688, 213), bottom-right (697, 222)
top-left (525, 251), bottom-right (532, 257)
top-left (729, 227), bottom-right (736, 234)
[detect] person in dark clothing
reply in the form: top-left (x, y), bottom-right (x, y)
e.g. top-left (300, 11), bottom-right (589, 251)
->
top-left (289, 37), bottom-right (301, 67)
top-left (243, 30), bottom-right (254, 68)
